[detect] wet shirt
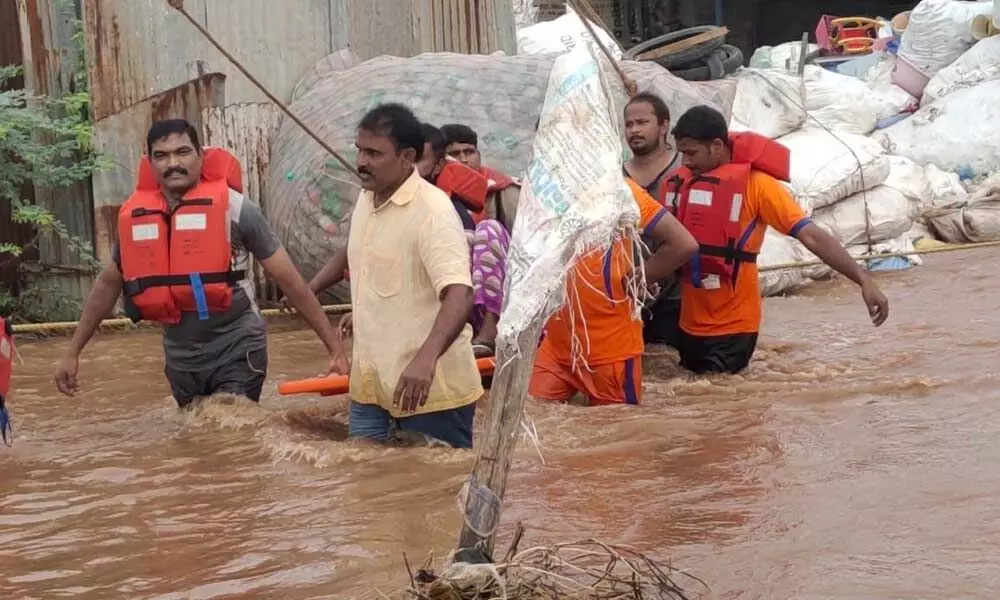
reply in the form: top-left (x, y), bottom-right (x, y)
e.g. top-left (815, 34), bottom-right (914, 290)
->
top-left (679, 170), bottom-right (811, 337)
top-left (112, 189), bottom-right (280, 371)
top-left (541, 180), bottom-right (668, 366)
top-left (347, 169), bottom-right (483, 418)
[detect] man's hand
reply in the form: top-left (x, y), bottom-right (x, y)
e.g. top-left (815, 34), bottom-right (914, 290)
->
top-left (54, 353), bottom-right (80, 396)
top-left (338, 313), bottom-right (353, 340)
top-left (327, 348), bottom-right (350, 376)
top-left (393, 352), bottom-right (436, 413)
top-left (862, 281), bottom-right (889, 327)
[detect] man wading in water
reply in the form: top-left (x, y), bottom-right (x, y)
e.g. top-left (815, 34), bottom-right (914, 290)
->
top-left (621, 92), bottom-right (685, 349)
top-left (340, 104), bottom-right (483, 448)
top-left (54, 119), bottom-right (349, 406)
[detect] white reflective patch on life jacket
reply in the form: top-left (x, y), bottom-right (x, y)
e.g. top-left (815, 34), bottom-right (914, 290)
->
top-left (131, 223), bottom-right (160, 242)
top-left (174, 213), bottom-right (208, 231)
top-left (0, 337), bottom-right (10, 360)
top-left (730, 193), bottom-right (744, 223)
top-left (701, 274), bottom-right (721, 290)
top-left (688, 189), bottom-right (713, 207)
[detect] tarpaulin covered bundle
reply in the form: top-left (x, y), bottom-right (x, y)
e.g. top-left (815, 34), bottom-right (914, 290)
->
top-left (267, 49), bottom-right (735, 302)
top-left (267, 50), bottom-right (554, 301)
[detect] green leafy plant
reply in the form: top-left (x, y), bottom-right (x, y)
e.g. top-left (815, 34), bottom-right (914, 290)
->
top-left (1, 62), bottom-right (109, 319)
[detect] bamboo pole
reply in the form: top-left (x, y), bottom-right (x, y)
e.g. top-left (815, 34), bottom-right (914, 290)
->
top-left (457, 322), bottom-right (544, 558)
top-left (12, 304), bottom-right (351, 335)
top-left (759, 239), bottom-right (1000, 272)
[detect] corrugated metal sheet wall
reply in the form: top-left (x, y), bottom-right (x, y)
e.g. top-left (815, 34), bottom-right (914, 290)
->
top-left (83, 0), bottom-right (516, 305)
top-left (6, 0), bottom-right (97, 316)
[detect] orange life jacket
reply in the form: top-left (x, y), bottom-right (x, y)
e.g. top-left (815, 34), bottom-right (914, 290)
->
top-left (437, 160), bottom-right (489, 213)
top-left (481, 166), bottom-right (516, 193)
top-left (0, 316), bottom-right (12, 402)
top-left (118, 147), bottom-right (245, 325)
top-left (0, 316), bottom-right (13, 446)
top-left (662, 132), bottom-right (791, 288)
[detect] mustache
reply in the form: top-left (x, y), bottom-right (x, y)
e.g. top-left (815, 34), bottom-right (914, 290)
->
top-left (163, 166), bottom-right (188, 178)
top-left (357, 166), bottom-right (373, 176)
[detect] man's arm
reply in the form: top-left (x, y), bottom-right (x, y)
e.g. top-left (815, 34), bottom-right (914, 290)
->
top-left (54, 260), bottom-right (123, 396)
top-left (643, 210), bottom-right (698, 283)
top-left (795, 223), bottom-right (889, 326)
top-left (754, 173), bottom-right (889, 327)
top-left (307, 245), bottom-right (348, 295)
top-left (237, 195), bottom-right (348, 371)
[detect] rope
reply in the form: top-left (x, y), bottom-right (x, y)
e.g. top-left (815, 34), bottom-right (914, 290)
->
top-left (760, 239), bottom-right (1000, 272)
top-left (566, 0), bottom-right (637, 97)
top-left (164, 0), bottom-right (359, 178)
top-left (11, 303), bottom-right (352, 335)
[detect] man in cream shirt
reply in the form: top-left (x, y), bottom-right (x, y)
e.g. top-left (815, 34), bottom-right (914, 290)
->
top-left (346, 103), bottom-right (483, 449)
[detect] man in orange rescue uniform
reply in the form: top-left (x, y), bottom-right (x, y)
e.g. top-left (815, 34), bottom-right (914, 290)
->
top-left (666, 105), bottom-right (890, 374)
top-left (53, 119), bottom-right (348, 407)
top-left (529, 181), bottom-right (699, 406)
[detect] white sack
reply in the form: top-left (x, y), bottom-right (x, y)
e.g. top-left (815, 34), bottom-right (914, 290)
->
top-left (778, 130), bottom-right (891, 211)
top-left (925, 173), bottom-right (1000, 242)
top-left (922, 36), bottom-right (1000, 104)
top-left (875, 80), bottom-right (1000, 178)
top-left (758, 227), bottom-right (811, 297)
top-left (749, 41), bottom-right (818, 72)
top-left (811, 185), bottom-right (914, 246)
top-left (729, 68), bottom-right (806, 138)
top-left (882, 155), bottom-right (968, 218)
top-left (800, 66), bottom-right (916, 135)
top-left (517, 6), bottom-right (623, 59)
top-left (898, 0), bottom-right (994, 78)
top-left (499, 45), bottom-right (635, 348)
top-left (802, 233), bottom-right (923, 282)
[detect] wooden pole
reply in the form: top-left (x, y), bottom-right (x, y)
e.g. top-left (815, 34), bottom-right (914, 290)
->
top-left (456, 322), bottom-right (544, 557)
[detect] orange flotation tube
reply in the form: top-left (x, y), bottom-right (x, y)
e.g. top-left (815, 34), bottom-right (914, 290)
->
top-left (278, 356), bottom-right (497, 397)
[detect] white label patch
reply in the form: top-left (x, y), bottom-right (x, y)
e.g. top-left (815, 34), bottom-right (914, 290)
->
top-left (131, 223), bottom-right (160, 242)
top-left (702, 274), bottom-right (722, 290)
top-left (689, 189), bottom-right (714, 207)
top-left (0, 338), bottom-right (10, 360)
top-left (730, 193), bottom-right (744, 223)
top-left (174, 213), bottom-right (208, 231)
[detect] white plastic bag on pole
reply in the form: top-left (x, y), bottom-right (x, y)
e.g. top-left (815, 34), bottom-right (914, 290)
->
top-left (499, 45), bottom-right (635, 350)
top-left (517, 6), bottom-right (623, 59)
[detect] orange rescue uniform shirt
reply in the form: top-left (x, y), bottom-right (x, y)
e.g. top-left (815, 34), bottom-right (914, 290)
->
top-left (541, 180), bottom-right (668, 366)
top-left (679, 170), bottom-right (811, 338)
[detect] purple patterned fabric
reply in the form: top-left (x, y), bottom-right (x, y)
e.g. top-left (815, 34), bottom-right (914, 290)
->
top-left (470, 219), bottom-right (509, 333)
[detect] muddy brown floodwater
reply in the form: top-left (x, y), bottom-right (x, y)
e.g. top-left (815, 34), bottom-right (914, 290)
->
top-left (3, 248), bottom-right (1000, 599)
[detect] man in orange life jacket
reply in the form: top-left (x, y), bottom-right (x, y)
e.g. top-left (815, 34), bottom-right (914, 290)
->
top-left (622, 92), bottom-right (684, 349)
top-left (439, 124), bottom-right (520, 233)
top-left (0, 316), bottom-right (13, 445)
top-left (667, 105), bottom-right (890, 374)
top-left (53, 119), bottom-right (349, 407)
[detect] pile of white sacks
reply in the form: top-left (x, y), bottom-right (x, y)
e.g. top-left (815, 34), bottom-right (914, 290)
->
top-left (735, 1), bottom-right (1000, 296)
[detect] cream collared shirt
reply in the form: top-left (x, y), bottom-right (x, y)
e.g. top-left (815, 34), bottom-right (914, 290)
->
top-left (347, 168), bottom-right (483, 417)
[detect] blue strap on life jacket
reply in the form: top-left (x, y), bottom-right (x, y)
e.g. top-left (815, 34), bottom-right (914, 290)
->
top-left (0, 397), bottom-right (12, 447)
top-left (189, 273), bottom-right (210, 321)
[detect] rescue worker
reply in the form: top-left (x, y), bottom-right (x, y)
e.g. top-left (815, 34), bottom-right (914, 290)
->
top-left (667, 105), bottom-right (890, 374)
top-left (621, 92), bottom-right (684, 349)
top-left (0, 316), bottom-right (13, 445)
top-left (53, 119), bottom-right (349, 407)
top-left (528, 181), bottom-right (699, 406)
top-left (439, 124), bottom-right (520, 233)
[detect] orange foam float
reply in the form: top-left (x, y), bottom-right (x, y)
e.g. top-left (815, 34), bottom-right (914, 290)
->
top-left (278, 356), bottom-right (497, 397)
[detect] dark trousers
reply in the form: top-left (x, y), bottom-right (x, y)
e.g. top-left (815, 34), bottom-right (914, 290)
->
top-left (677, 330), bottom-right (758, 375)
top-left (164, 348), bottom-right (268, 408)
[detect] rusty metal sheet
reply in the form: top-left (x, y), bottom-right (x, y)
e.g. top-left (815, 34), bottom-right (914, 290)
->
top-left (202, 102), bottom-right (282, 303)
top-left (82, 0), bottom-right (211, 121)
top-left (413, 0), bottom-right (516, 56)
top-left (90, 72), bottom-right (226, 264)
